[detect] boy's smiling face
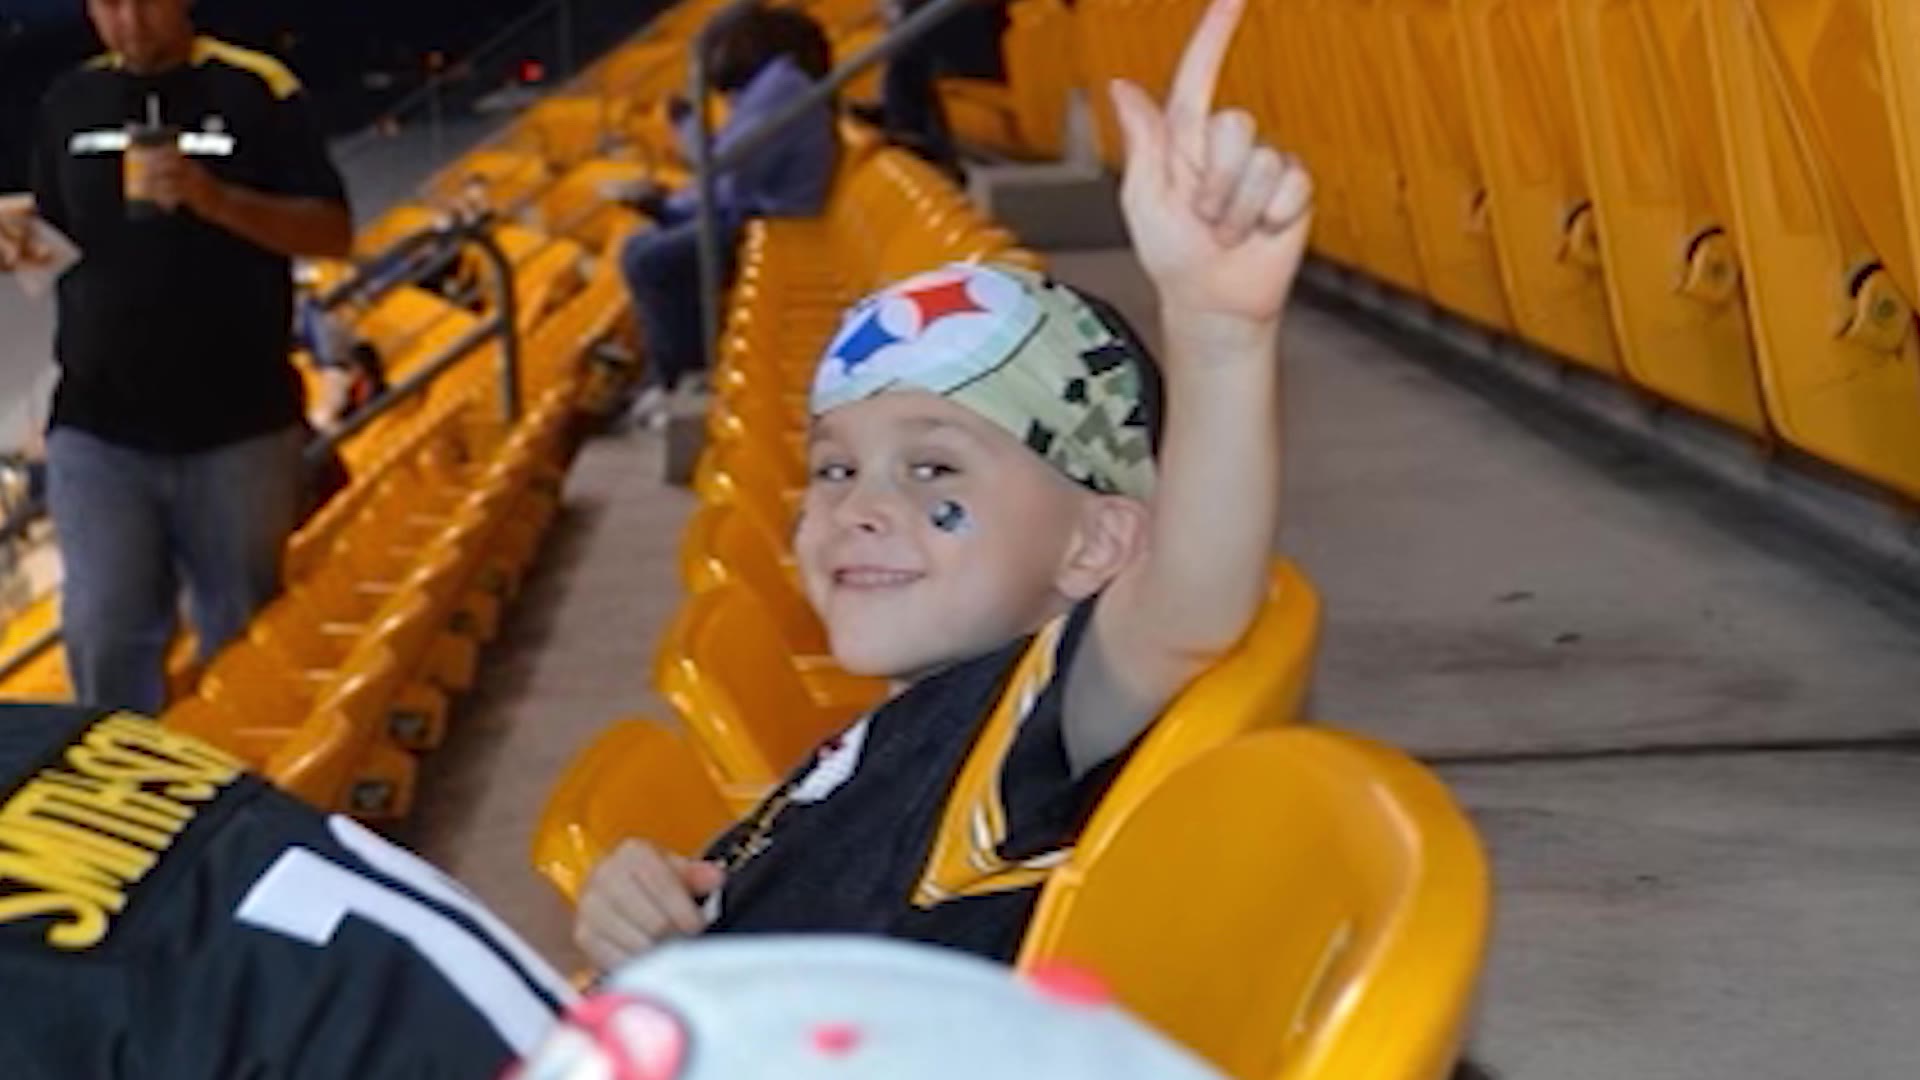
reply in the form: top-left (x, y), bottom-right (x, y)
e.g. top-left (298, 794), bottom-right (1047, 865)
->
top-left (797, 391), bottom-right (1107, 680)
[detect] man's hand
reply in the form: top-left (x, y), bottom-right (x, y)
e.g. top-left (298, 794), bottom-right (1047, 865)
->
top-left (138, 146), bottom-right (224, 216)
top-left (573, 840), bottom-right (726, 973)
top-left (0, 200), bottom-right (46, 273)
top-left (1109, 0), bottom-right (1313, 330)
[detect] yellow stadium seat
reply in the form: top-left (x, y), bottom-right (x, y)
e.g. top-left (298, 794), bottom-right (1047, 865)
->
top-left (1259, 0), bottom-right (1363, 265)
top-left (677, 503), bottom-right (889, 712)
top-left (1098, 560), bottom-right (1321, 807)
top-left (1376, 0), bottom-right (1513, 331)
top-left (655, 582), bottom-right (873, 799)
top-left (1319, 0), bottom-right (1426, 294)
top-left (1703, 0), bottom-right (1920, 498)
top-left (530, 719), bottom-right (736, 904)
top-left (1019, 728), bottom-right (1491, 1080)
top-left (1455, 0), bottom-right (1622, 374)
top-left (1559, 0), bottom-right (1768, 434)
top-left (355, 204), bottom-right (441, 260)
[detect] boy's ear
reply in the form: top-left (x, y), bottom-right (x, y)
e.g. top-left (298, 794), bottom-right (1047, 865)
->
top-left (1056, 494), bottom-right (1150, 601)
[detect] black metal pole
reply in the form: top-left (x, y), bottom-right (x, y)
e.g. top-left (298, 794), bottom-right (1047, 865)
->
top-left (689, 0), bottom-right (759, 378)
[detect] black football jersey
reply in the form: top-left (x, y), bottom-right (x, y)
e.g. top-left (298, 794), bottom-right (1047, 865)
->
top-left (0, 705), bottom-right (573, 1078)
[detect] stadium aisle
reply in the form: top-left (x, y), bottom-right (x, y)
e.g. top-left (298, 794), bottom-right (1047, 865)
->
top-left (411, 247), bottom-right (1920, 1076)
top-left (403, 424), bottom-right (694, 965)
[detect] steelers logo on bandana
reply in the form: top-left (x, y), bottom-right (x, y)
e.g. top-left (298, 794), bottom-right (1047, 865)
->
top-left (811, 265), bottom-right (1043, 413)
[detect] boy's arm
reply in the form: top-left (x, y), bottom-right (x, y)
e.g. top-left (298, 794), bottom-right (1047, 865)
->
top-left (1066, 0), bottom-right (1314, 775)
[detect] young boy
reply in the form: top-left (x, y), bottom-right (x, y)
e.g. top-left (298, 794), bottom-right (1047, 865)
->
top-left (576, 0), bottom-right (1313, 970)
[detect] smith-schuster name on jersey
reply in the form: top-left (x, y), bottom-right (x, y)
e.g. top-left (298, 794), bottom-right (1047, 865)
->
top-left (0, 705), bottom-right (571, 1078)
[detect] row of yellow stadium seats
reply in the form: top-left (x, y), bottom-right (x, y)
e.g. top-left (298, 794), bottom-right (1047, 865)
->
top-left (1065, 0), bottom-right (1920, 503)
top-left (163, 386), bottom-right (576, 818)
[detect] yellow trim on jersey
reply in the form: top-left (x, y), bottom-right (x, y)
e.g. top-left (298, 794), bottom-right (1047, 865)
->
top-left (0, 714), bottom-right (243, 950)
top-left (191, 36), bottom-right (302, 100)
top-left (86, 52), bottom-right (122, 71)
top-left (913, 615), bottom-right (1077, 908)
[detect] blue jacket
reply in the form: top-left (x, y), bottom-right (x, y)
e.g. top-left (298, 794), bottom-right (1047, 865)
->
top-left (667, 56), bottom-right (839, 225)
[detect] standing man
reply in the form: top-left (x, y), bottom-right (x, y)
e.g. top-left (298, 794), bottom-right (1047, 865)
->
top-left (25, 0), bottom-right (352, 712)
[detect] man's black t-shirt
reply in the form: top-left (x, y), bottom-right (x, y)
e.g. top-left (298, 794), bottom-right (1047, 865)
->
top-left (0, 705), bottom-right (572, 1078)
top-left (29, 38), bottom-right (349, 453)
top-left (704, 602), bottom-right (1133, 963)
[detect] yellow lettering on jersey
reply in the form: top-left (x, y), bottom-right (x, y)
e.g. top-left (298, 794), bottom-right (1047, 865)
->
top-left (0, 892), bottom-right (107, 950)
top-left (0, 820), bottom-right (145, 906)
top-left (0, 715), bottom-right (239, 949)
top-left (7, 776), bottom-right (178, 849)
top-left (71, 714), bottom-right (243, 802)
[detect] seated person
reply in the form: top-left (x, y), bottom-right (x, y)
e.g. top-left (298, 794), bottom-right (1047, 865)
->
top-left (576, 0), bottom-right (1314, 969)
top-left (877, 0), bottom-right (1011, 175)
top-left (620, 6), bottom-right (840, 411)
top-left (0, 704), bottom-right (574, 1078)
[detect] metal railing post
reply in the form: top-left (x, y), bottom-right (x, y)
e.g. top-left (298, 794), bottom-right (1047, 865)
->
top-left (689, 1), bottom-right (755, 379)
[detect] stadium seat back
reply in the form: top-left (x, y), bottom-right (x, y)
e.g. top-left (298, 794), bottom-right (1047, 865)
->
top-left (530, 719), bottom-right (735, 904)
top-left (663, 583), bottom-right (857, 788)
top-left (1019, 729), bottom-right (1491, 1080)
top-left (1100, 560), bottom-right (1322, 810)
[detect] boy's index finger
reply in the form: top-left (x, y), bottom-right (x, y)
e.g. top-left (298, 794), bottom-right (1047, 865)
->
top-left (1166, 0), bottom-right (1249, 160)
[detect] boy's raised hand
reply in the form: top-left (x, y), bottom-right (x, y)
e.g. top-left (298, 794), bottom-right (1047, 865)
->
top-left (1110, 0), bottom-right (1313, 328)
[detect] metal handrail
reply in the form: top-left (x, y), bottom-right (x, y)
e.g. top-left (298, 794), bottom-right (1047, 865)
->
top-left (307, 221), bottom-right (524, 465)
top-left (0, 224), bottom-right (525, 683)
top-left (689, 0), bottom-right (990, 370)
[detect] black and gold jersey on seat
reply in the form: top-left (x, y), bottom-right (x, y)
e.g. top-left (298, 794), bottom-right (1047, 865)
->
top-left (0, 705), bottom-right (571, 1079)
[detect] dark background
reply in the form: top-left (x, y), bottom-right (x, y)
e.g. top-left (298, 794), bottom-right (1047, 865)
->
top-left (0, 0), bottom-right (670, 190)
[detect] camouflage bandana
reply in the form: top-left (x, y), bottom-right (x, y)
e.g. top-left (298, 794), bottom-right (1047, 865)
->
top-left (809, 262), bottom-right (1158, 500)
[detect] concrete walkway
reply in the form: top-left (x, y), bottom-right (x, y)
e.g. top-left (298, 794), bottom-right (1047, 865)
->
top-left (409, 247), bottom-right (1920, 1078)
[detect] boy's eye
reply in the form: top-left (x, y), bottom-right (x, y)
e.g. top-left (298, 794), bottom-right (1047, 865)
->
top-left (908, 462), bottom-right (958, 482)
top-left (812, 462), bottom-right (855, 483)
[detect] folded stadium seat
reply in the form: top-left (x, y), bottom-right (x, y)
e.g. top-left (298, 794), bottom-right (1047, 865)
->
top-left (655, 581), bottom-right (877, 805)
top-left (1703, 0), bottom-right (1920, 500)
top-left (168, 636), bottom-right (406, 784)
top-left (239, 643), bottom-right (405, 810)
top-left (1455, 0), bottom-right (1621, 375)
top-left (593, 40), bottom-right (686, 106)
top-left (697, 437), bottom-right (801, 541)
top-left (1004, 0), bottom-right (1074, 158)
top-left (831, 24), bottom-right (888, 104)
top-left (1547, 0), bottom-right (1769, 434)
top-left (532, 158), bottom-right (655, 249)
top-left (286, 402), bottom-right (484, 582)
top-left (181, 652), bottom-right (421, 820)
top-left (1368, 0), bottom-right (1512, 333)
top-left (530, 719), bottom-right (736, 904)
top-left (1018, 729), bottom-right (1490, 1080)
top-left (507, 95), bottom-right (622, 170)
top-left (234, 558), bottom-right (465, 753)
top-left (703, 397), bottom-right (805, 486)
top-left (676, 502), bottom-right (888, 712)
top-left (0, 595), bottom-right (70, 702)
top-left (1309, 0), bottom-right (1428, 298)
top-left (427, 148), bottom-right (553, 215)
top-left (354, 204), bottom-right (442, 261)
